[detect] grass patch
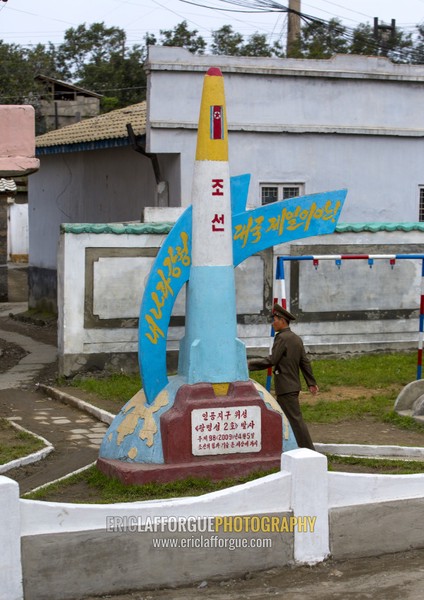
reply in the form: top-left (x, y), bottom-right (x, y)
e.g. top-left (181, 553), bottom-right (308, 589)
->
top-left (0, 418), bottom-right (45, 465)
top-left (383, 410), bottom-right (424, 431)
top-left (302, 393), bottom-right (424, 431)
top-left (302, 393), bottom-right (395, 423)
top-left (67, 373), bottom-right (141, 403)
top-left (311, 352), bottom-right (416, 389)
top-left (64, 352), bottom-right (417, 404)
top-left (24, 465), bottom-right (278, 503)
top-left (250, 352), bottom-right (416, 393)
top-left (24, 452), bottom-right (424, 503)
top-left (249, 370), bottom-right (268, 388)
top-left (16, 308), bottom-right (57, 325)
top-left (327, 454), bottom-right (424, 475)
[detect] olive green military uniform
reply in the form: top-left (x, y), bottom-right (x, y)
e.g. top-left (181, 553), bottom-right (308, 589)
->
top-left (249, 326), bottom-right (316, 450)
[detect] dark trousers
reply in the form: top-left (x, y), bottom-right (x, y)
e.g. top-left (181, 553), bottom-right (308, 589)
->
top-left (277, 391), bottom-right (315, 451)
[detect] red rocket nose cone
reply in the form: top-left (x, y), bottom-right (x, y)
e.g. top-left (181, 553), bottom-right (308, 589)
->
top-left (206, 67), bottom-right (223, 77)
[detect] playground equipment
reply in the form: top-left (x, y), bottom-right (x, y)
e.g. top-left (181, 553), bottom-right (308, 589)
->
top-left (268, 254), bottom-right (424, 382)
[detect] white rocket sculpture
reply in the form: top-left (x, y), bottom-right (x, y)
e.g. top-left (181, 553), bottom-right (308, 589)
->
top-left (97, 65), bottom-right (346, 483)
top-left (178, 67), bottom-right (248, 384)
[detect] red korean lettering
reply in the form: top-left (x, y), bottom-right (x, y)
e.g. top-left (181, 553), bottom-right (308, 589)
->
top-left (211, 178), bottom-right (224, 196)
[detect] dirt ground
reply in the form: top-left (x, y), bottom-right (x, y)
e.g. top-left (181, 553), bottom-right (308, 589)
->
top-left (304, 385), bottom-right (424, 449)
top-left (78, 548), bottom-right (424, 600)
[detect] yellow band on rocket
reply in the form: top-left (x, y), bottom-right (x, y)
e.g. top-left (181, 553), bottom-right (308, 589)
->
top-left (195, 67), bottom-right (229, 162)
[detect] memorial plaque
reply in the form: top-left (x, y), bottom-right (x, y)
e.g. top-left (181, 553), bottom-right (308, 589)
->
top-left (191, 405), bottom-right (262, 456)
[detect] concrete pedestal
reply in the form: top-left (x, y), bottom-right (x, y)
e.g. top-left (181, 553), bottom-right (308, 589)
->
top-left (97, 381), bottom-right (283, 484)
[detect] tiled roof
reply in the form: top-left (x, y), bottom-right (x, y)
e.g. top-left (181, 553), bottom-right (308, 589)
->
top-left (0, 178), bottom-right (17, 194)
top-left (336, 222), bottom-right (424, 232)
top-left (36, 101), bottom-right (147, 150)
top-left (61, 222), bottom-right (173, 234)
top-left (61, 222), bottom-right (424, 235)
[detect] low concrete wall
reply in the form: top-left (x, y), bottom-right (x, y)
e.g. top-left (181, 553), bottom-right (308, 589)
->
top-left (330, 497), bottom-right (424, 559)
top-left (22, 515), bottom-right (292, 600)
top-left (57, 222), bottom-right (424, 377)
top-left (1, 449), bottom-right (424, 600)
top-left (57, 224), bottom-right (273, 377)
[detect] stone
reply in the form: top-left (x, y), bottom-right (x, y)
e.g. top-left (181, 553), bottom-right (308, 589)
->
top-left (412, 394), bottom-right (424, 416)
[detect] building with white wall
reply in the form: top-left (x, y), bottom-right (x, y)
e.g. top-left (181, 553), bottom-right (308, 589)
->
top-left (145, 47), bottom-right (424, 223)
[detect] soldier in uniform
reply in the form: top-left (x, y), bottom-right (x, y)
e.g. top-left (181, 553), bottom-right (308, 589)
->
top-left (248, 303), bottom-right (318, 450)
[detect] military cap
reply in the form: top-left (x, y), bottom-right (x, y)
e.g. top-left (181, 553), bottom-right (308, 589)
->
top-left (273, 303), bottom-right (296, 322)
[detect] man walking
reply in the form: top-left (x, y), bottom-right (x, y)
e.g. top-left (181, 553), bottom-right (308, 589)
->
top-left (248, 303), bottom-right (318, 450)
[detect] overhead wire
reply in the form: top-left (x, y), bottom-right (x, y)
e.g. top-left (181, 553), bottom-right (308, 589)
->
top-left (178, 0), bottom-right (424, 61)
top-left (2, 0), bottom-right (424, 62)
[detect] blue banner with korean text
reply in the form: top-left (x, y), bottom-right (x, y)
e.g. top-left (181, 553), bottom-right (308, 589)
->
top-left (139, 187), bottom-right (346, 404)
top-left (139, 206), bottom-right (192, 404)
top-left (232, 190), bottom-right (347, 266)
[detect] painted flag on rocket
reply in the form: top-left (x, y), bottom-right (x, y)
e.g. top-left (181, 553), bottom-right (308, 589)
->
top-left (210, 105), bottom-right (224, 139)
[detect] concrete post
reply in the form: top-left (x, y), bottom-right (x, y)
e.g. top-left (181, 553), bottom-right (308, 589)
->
top-left (287, 0), bottom-right (301, 55)
top-left (281, 448), bottom-right (329, 564)
top-left (0, 476), bottom-right (23, 599)
top-left (0, 199), bottom-right (8, 301)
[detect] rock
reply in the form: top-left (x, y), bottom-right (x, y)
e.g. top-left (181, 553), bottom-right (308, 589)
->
top-left (413, 394), bottom-right (424, 416)
top-left (394, 380), bottom-right (424, 412)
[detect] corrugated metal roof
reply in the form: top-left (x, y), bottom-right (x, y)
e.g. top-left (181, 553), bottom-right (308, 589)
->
top-left (35, 75), bottom-right (103, 99)
top-left (0, 178), bottom-right (17, 194)
top-left (36, 101), bottom-right (147, 149)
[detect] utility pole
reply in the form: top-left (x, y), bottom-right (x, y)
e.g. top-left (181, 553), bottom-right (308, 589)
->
top-left (373, 17), bottom-right (396, 56)
top-left (287, 0), bottom-right (301, 56)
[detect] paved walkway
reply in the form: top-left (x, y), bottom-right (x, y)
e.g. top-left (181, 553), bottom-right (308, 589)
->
top-left (0, 304), bottom-right (108, 493)
top-left (0, 327), bottom-right (56, 389)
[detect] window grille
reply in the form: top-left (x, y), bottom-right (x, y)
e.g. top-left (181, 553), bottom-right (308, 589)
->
top-left (260, 183), bottom-right (304, 205)
top-left (282, 186), bottom-right (300, 200)
top-left (261, 186), bottom-right (278, 205)
top-left (419, 187), bottom-right (424, 222)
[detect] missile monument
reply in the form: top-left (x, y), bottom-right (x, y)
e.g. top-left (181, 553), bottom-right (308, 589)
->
top-left (97, 67), bottom-right (347, 484)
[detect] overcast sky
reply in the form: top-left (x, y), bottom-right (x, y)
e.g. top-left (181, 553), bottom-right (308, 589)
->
top-left (1, 0), bottom-right (424, 49)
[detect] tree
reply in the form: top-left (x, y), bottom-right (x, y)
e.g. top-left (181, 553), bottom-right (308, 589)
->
top-left (241, 33), bottom-right (273, 57)
top-left (211, 25), bottom-right (244, 55)
top-left (412, 24), bottom-right (424, 64)
top-left (52, 23), bottom-right (147, 110)
top-left (80, 45), bottom-right (147, 111)
top-left (298, 18), bottom-right (348, 58)
top-left (25, 43), bottom-right (61, 79)
top-left (56, 22), bottom-right (127, 80)
top-left (0, 42), bottom-right (35, 103)
top-left (159, 21), bottom-right (206, 55)
top-left (297, 17), bottom-right (413, 63)
top-left (0, 41), bottom-right (61, 104)
top-left (349, 23), bottom-right (378, 56)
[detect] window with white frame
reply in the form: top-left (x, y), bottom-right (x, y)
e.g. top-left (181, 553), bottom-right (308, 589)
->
top-left (419, 186), bottom-right (424, 222)
top-left (260, 183), bottom-right (305, 205)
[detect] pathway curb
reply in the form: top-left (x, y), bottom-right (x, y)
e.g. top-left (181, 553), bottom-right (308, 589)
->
top-left (38, 384), bottom-right (115, 424)
top-left (0, 420), bottom-right (54, 474)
